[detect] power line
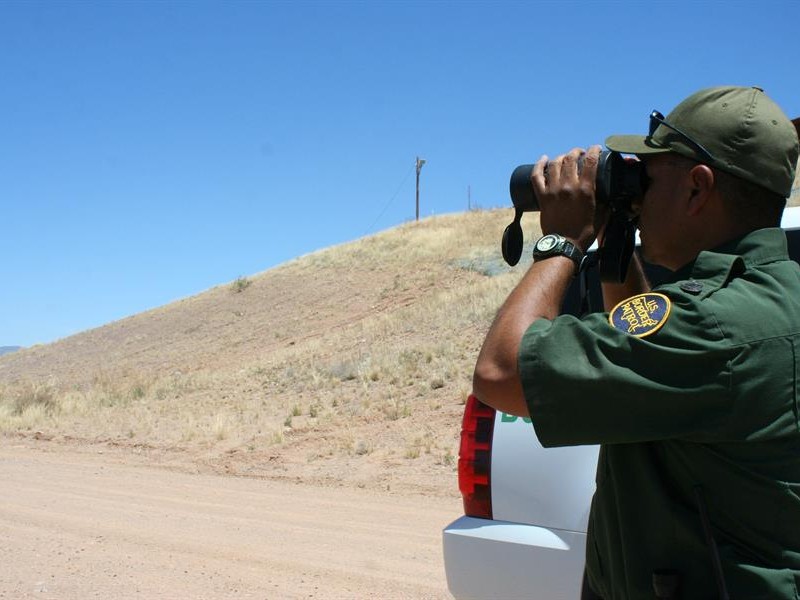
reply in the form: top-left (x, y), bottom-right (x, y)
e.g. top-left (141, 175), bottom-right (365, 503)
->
top-left (362, 162), bottom-right (415, 236)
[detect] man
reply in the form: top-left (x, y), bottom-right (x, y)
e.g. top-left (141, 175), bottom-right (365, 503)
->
top-left (473, 86), bottom-right (800, 598)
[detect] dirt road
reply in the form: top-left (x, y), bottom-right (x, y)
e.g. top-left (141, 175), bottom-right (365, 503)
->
top-left (0, 444), bottom-right (459, 599)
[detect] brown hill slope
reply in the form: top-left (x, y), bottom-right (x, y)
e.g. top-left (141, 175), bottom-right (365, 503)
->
top-left (0, 209), bottom-right (531, 496)
top-left (4, 166), bottom-right (799, 496)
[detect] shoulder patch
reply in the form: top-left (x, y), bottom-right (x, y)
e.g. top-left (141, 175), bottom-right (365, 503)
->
top-left (608, 292), bottom-right (671, 338)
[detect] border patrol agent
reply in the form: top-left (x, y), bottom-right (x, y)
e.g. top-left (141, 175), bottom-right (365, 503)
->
top-left (473, 86), bottom-right (800, 599)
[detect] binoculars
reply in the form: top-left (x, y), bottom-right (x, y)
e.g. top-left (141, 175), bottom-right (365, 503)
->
top-left (502, 150), bottom-right (646, 282)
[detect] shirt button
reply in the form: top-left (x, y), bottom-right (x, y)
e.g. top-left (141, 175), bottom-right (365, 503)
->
top-left (680, 279), bottom-right (704, 294)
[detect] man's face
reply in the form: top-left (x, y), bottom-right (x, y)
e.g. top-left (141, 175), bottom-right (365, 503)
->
top-left (635, 154), bottom-right (693, 270)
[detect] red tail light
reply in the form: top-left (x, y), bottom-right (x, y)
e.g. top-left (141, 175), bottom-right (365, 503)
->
top-left (458, 394), bottom-right (496, 519)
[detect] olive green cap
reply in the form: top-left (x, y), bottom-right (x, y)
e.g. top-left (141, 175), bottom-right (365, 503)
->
top-left (606, 86), bottom-right (799, 197)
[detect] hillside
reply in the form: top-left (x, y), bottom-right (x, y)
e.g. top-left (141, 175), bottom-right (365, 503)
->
top-left (3, 165), bottom-right (799, 497)
top-left (0, 209), bottom-right (532, 496)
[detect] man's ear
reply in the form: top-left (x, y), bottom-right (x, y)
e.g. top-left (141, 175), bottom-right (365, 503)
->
top-left (685, 164), bottom-right (715, 216)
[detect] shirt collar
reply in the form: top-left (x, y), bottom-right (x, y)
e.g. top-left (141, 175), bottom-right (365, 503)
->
top-left (660, 227), bottom-right (788, 285)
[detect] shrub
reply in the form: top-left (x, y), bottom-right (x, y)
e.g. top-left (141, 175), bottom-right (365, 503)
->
top-left (11, 384), bottom-right (57, 417)
top-left (231, 276), bottom-right (252, 293)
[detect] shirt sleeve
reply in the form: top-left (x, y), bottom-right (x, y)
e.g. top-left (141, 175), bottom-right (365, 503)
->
top-left (518, 298), bottom-right (737, 447)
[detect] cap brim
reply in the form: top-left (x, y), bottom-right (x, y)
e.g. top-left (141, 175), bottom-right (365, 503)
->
top-left (605, 134), bottom-right (672, 156)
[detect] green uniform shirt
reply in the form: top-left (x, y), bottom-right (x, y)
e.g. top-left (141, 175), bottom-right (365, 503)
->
top-left (519, 228), bottom-right (800, 599)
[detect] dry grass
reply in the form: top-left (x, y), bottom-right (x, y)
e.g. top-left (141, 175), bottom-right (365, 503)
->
top-left (0, 208), bottom-right (532, 495)
top-left (5, 167), bottom-right (798, 493)
top-left (4, 158), bottom-right (793, 494)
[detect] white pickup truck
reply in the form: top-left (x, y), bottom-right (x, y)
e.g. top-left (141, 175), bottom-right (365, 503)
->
top-left (442, 206), bottom-right (800, 599)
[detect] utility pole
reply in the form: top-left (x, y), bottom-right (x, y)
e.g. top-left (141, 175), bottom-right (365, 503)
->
top-left (415, 156), bottom-right (426, 221)
top-left (468, 185), bottom-right (471, 211)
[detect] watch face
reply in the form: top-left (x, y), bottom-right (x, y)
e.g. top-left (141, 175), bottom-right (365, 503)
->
top-left (536, 235), bottom-right (558, 252)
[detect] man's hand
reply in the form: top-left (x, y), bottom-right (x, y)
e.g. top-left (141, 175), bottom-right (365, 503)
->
top-left (473, 145), bottom-right (604, 416)
top-left (531, 145), bottom-right (602, 252)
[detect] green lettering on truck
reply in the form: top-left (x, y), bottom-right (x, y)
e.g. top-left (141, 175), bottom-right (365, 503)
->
top-left (501, 413), bottom-right (532, 424)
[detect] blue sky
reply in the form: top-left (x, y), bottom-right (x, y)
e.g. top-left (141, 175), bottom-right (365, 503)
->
top-left (2, 0), bottom-right (799, 347)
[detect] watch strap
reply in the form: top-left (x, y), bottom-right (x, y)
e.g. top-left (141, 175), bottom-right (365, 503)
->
top-left (533, 235), bottom-right (586, 274)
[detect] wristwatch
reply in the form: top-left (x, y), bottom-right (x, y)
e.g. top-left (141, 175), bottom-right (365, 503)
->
top-left (532, 234), bottom-right (586, 273)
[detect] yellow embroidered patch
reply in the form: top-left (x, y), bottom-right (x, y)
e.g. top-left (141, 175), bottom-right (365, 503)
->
top-left (608, 293), bottom-right (671, 338)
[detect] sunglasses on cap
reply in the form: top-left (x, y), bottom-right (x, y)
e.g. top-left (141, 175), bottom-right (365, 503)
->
top-left (649, 110), bottom-right (716, 163)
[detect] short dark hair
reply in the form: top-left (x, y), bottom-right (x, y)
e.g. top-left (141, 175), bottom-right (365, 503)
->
top-left (713, 168), bottom-right (786, 229)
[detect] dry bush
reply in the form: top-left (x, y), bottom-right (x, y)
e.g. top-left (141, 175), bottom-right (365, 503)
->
top-left (0, 382), bottom-right (58, 431)
top-left (0, 209), bottom-right (528, 492)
